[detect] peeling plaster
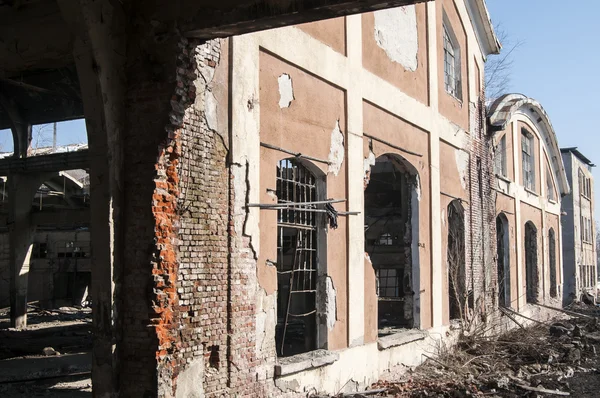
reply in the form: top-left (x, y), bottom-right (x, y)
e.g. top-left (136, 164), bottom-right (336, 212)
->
top-left (328, 121), bottom-right (345, 176)
top-left (317, 276), bottom-right (337, 331)
top-left (363, 148), bottom-right (376, 186)
top-left (205, 90), bottom-right (218, 131)
top-left (374, 6), bottom-right (418, 72)
top-left (278, 73), bottom-right (294, 108)
top-left (455, 149), bottom-right (470, 190)
top-left (325, 276), bottom-right (337, 330)
top-left (414, 174), bottom-right (422, 202)
top-left (175, 360), bottom-right (204, 398)
top-left (255, 288), bottom-right (276, 356)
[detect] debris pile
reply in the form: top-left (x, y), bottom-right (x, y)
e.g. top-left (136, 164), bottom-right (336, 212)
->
top-left (323, 304), bottom-right (600, 397)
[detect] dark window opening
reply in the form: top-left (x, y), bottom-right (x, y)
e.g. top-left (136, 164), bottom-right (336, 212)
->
top-left (525, 221), bottom-right (539, 304)
top-left (496, 214), bottom-right (511, 307)
top-left (32, 242), bottom-right (48, 259)
top-left (364, 154), bottom-right (418, 336)
top-left (448, 200), bottom-right (466, 320)
top-left (549, 229), bottom-right (557, 298)
top-left (275, 159), bottom-right (320, 357)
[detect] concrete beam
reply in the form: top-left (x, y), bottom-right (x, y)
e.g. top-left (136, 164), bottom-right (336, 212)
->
top-left (31, 208), bottom-right (90, 227)
top-left (183, 0), bottom-right (429, 38)
top-left (0, 150), bottom-right (89, 175)
top-left (0, 92), bottom-right (31, 158)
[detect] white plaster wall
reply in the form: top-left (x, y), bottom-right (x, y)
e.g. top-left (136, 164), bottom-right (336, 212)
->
top-left (373, 6), bottom-right (418, 71)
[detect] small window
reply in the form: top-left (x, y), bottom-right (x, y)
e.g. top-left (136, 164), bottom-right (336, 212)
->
top-left (495, 135), bottom-right (508, 177)
top-left (521, 130), bottom-right (535, 191)
top-left (377, 233), bottom-right (394, 246)
top-left (443, 20), bottom-right (461, 100)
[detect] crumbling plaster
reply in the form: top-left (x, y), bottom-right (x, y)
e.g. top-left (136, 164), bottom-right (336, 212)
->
top-left (373, 6), bottom-right (418, 72)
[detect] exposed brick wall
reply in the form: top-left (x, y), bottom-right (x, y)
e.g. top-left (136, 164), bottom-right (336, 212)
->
top-left (467, 93), bottom-right (498, 317)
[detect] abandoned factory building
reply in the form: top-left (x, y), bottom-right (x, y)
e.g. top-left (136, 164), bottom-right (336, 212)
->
top-left (488, 94), bottom-right (570, 314)
top-left (0, 0), bottom-right (587, 396)
top-left (560, 147), bottom-right (596, 305)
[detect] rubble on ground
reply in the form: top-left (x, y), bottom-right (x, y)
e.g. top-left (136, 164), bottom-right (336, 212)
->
top-left (320, 303), bottom-right (600, 397)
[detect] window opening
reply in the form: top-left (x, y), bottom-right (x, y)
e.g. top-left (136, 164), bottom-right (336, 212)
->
top-left (496, 214), bottom-right (511, 307)
top-left (525, 222), bottom-right (539, 303)
top-left (275, 158), bottom-right (320, 357)
top-left (547, 167), bottom-right (556, 202)
top-left (364, 155), bottom-right (418, 336)
top-left (549, 229), bottom-right (557, 298)
top-left (448, 200), bottom-right (466, 320)
top-left (495, 135), bottom-right (507, 177)
top-left (443, 22), bottom-right (461, 100)
top-left (522, 131), bottom-right (535, 191)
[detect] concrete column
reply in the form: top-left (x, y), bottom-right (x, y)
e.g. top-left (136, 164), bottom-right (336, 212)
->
top-left (59, 0), bottom-right (126, 395)
top-left (8, 173), bottom-right (44, 328)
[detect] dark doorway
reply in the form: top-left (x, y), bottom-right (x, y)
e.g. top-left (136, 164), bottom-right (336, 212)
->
top-left (549, 229), bottom-right (557, 298)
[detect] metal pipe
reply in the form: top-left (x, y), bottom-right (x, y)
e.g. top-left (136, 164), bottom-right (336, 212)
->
top-left (260, 142), bottom-right (330, 165)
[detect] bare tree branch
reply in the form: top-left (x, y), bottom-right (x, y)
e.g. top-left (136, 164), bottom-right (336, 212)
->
top-left (485, 23), bottom-right (523, 100)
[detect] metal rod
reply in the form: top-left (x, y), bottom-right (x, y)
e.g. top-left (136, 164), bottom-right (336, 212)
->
top-left (247, 199), bottom-right (346, 207)
top-left (533, 303), bottom-right (595, 319)
top-left (260, 142), bottom-right (330, 165)
top-left (363, 133), bottom-right (423, 158)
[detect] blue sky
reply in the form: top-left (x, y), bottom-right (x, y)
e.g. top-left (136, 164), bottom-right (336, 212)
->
top-left (0, 119), bottom-right (87, 153)
top-left (486, 0), bottom-right (600, 216)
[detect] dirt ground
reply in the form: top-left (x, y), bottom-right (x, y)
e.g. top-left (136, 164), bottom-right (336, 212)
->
top-left (0, 306), bottom-right (92, 397)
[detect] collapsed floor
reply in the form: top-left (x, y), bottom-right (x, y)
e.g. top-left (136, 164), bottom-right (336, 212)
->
top-left (0, 305), bottom-right (92, 397)
top-left (320, 303), bottom-right (600, 398)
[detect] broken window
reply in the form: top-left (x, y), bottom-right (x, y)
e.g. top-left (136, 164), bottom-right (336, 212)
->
top-left (495, 134), bottom-right (507, 178)
top-left (496, 214), bottom-right (511, 307)
top-left (443, 18), bottom-right (461, 100)
top-left (521, 130), bottom-right (535, 191)
top-left (275, 158), bottom-right (323, 357)
top-left (365, 154), bottom-right (419, 335)
top-left (549, 228), bottom-right (557, 298)
top-left (448, 200), bottom-right (466, 320)
top-left (524, 221), bottom-right (539, 304)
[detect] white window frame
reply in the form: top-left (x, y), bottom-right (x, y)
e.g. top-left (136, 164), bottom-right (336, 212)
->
top-left (443, 15), bottom-right (462, 101)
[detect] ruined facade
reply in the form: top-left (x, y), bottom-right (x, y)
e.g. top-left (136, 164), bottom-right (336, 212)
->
top-left (148, 0), bottom-right (501, 395)
top-left (488, 94), bottom-right (570, 314)
top-left (560, 147), bottom-right (596, 304)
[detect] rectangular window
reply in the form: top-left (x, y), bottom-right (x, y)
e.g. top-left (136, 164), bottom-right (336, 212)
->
top-left (546, 167), bottom-right (555, 202)
top-left (521, 130), bottom-right (535, 191)
top-left (443, 22), bottom-right (461, 100)
top-left (495, 135), bottom-right (507, 177)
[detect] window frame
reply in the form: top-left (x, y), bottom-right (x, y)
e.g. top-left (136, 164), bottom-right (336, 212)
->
top-left (495, 134), bottom-right (508, 178)
top-left (521, 130), bottom-right (535, 192)
top-left (442, 16), bottom-right (462, 101)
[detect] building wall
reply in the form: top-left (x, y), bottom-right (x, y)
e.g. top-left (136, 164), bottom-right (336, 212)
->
top-left (223, 0), bottom-right (497, 394)
top-left (491, 106), bottom-right (566, 311)
top-left (561, 151), bottom-right (596, 304)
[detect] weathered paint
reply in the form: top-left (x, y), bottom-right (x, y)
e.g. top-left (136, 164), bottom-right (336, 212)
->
top-left (373, 6), bottom-right (418, 72)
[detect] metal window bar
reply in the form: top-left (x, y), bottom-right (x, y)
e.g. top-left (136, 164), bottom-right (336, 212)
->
top-left (277, 159), bottom-right (318, 356)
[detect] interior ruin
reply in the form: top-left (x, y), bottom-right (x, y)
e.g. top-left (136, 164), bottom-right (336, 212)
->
top-left (496, 213), bottom-right (510, 307)
top-left (447, 200), bottom-right (465, 320)
top-left (364, 154), bottom-right (418, 335)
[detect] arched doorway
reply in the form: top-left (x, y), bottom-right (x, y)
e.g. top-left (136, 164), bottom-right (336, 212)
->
top-left (496, 214), bottom-right (510, 307)
top-left (524, 221), bottom-right (539, 304)
top-left (448, 200), bottom-right (465, 320)
top-left (549, 228), bottom-right (557, 298)
top-left (364, 154), bottom-right (420, 333)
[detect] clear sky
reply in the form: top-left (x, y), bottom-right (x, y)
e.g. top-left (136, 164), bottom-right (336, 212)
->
top-left (486, 0), bottom-right (600, 218)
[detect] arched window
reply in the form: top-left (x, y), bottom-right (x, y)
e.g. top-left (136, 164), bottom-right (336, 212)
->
top-left (496, 214), bottom-right (510, 307)
top-left (275, 158), bottom-right (324, 357)
top-left (448, 200), bottom-right (466, 320)
top-left (525, 222), bottom-right (539, 304)
top-left (549, 229), bottom-right (557, 298)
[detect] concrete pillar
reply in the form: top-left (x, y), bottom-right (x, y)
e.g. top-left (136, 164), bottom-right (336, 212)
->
top-left (8, 174), bottom-right (44, 328)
